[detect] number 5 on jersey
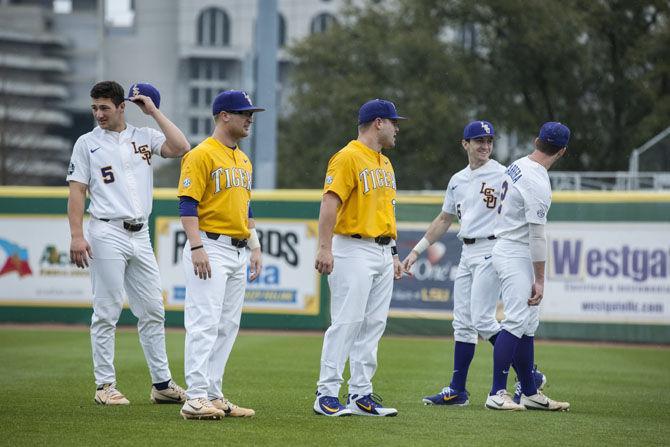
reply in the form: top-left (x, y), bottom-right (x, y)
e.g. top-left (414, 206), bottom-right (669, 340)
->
top-left (101, 166), bottom-right (115, 184)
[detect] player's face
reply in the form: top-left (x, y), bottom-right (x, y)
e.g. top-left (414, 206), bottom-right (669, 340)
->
top-left (463, 136), bottom-right (493, 164)
top-left (91, 98), bottom-right (124, 131)
top-left (227, 111), bottom-right (254, 138)
top-left (379, 118), bottom-right (399, 149)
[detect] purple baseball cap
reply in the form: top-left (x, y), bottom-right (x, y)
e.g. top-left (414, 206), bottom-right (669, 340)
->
top-left (358, 99), bottom-right (407, 124)
top-left (539, 122), bottom-right (570, 148)
top-left (212, 90), bottom-right (266, 115)
top-left (463, 120), bottom-right (495, 140)
top-left (126, 82), bottom-right (160, 109)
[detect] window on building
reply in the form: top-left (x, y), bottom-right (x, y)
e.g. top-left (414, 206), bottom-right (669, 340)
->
top-left (204, 118), bottom-right (212, 135)
top-left (190, 117), bottom-right (199, 135)
top-left (278, 13), bottom-right (286, 47)
top-left (197, 7), bottom-right (230, 47)
top-left (190, 88), bottom-right (199, 106)
top-left (310, 12), bottom-right (337, 34)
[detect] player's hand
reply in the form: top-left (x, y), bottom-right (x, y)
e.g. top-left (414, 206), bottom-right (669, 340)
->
top-left (130, 94), bottom-right (158, 116)
top-left (528, 280), bottom-right (544, 306)
top-left (191, 247), bottom-right (211, 280)
top-left (69, 236), bottom-right (92, 268)
top-left (248, 248), bottom-right (262, 281)
top-left (401, 251), bottom-right (418, 276)
top-left (393, 256), bottom-right (403, 280)
top-left (315, 248), bottom-right (334, 275)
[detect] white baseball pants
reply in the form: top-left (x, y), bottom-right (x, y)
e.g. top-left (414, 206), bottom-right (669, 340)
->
top-left (182, 234), bottom-right (247, 400)
top-left (88, 218), bottom-right (171, 386)
top-left (317, 235), bottom-right (394, 397)
top-left (452, 239), bottom-right (501, 344)
top-left (491, 240), bottom-right (540, 338)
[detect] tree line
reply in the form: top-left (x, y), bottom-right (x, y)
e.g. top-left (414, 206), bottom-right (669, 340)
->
top-left (277, 0), bottom-right (670, 189)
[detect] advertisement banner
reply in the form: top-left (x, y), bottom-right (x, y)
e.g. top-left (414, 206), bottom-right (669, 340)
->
top-left (545, 222), bottom-right (670, 324)
top-left (155, 218), bottom-right (321, 315)
top-left (0, 216), bottom-right (91, 304)
top-left (391, 225), bottom-right (463, 319)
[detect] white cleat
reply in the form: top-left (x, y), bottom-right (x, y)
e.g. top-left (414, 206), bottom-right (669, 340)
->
top-left (180, 398), bottom-right (225, 420)
top-left (94, 383), bottom-right (130, 405)
top-left (151, 380), bottom-right (187, 404)
top-left (485, 390), bottom-right (526, 411)
top-left (211, 397), bottom-right (255, 417)
top-left (521, 392), bottom-right (570, 411)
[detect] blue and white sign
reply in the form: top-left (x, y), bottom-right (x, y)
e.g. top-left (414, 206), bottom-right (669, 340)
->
top-left (544, 222), bottom-right (670, 324)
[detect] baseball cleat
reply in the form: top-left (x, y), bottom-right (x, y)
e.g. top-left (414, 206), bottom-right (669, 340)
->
top-left (94, 383), bottom-right (130, 405)
top-left (513, 365), bottom-right (547, 404)
top-left (520, 392), bottom-right (570, 411)
top-left (211, 397), bottom-right (255, 417)
top-left (422, 386), bottom-right (470, 406)
top-left (150, 380), bottom-right (186, 404)
top-left (485, 390), bottom-right (526, 411)
top-left (313, 393), bottom-right (352, 417)
top-left (347, 393), bottom-right (398, 417)
top-left (180, 398), bottom-right (225, 420)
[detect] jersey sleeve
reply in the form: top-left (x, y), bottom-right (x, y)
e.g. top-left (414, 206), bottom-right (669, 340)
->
top-left (177, 149), bottom-right (209, 201)
top-left (65, 135), bottom-right (91, 185)
top-left (147, 127), bottom-right (167, 157)
top-left (442, 177), bottom-right (457, 215)
top-left (323, 150), bottom-right (355, 202)
top-left (521, 178), bottom-right (551, 225)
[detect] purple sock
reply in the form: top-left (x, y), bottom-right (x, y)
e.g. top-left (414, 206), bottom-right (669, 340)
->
top-left (513, 335), bottom-right (537, 396)
top-left (490, 332), bottom-right (522, 380)
top-left (490, 330), bottom-right (520, 395)
top-left (449, 341), bottom-right (476, 392)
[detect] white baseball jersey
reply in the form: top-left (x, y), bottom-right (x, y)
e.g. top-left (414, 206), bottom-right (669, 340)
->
top-left (443, 159), bottom-right (505, 239)
top-left (66, 125), bottom-right (166, 220)
top-left (494, 156), bottom-right (551, 244)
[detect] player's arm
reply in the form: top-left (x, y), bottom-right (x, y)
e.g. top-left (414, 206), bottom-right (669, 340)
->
top-left (314, 191), bottom-right (341, 275)
top-left (132, 96), bottom-right (190, 158)
top-left (528, 223), bottom-right (547, 305)
top-left (247, 217), bottom-right (262, 281)
top-left (402, 211), bottom-right (454, 273)
top-left (67, 181), bottom-right (92, 268)
top-left (179, 195), bottom-right (210, 279)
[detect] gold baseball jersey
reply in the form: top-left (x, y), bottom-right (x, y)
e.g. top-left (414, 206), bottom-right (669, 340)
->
top-left (178, 137), bottom-right (252, 239)
top-left (324, 140), bottom-right (397, 239)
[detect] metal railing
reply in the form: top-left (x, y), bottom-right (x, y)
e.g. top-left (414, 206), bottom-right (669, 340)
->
top-left (549, 171), bottom-right (670, 190)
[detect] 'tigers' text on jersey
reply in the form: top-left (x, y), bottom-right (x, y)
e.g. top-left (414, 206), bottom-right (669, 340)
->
top-left (359, 168), bottom-right (396, 194)
top-left (211, 167), bottom-right (252, 193)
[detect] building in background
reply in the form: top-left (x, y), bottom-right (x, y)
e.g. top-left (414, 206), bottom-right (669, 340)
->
top-left (0, 1), bottom-right (71, 186)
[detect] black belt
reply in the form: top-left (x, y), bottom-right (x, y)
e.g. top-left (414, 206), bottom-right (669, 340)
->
top-left (463, 235), bottom-right (496, 245)
top-left (205, 232), bottom-right (248, 248)
top-left (351, 234), bottom-right (392, 246)
top-left (99, 219), bottom-right (144, 232)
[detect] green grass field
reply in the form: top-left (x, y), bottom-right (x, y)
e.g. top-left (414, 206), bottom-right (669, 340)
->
top-left (1, 326), bottom-right (669, 446)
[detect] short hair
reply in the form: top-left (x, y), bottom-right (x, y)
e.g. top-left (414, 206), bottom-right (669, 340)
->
top-left (536, 138), bottom-right (565, 155)
top-left (358, 121), bottom-right (375, 132)
top-left (90, 81), bottom-right (125, 107)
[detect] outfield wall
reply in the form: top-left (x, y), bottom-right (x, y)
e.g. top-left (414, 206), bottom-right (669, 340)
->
top-left (0, 187), bottom-right (668, 343)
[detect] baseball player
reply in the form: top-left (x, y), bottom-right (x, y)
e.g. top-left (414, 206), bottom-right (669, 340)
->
top-left (485, 122), bottom-right (571, 411)
top-left (313, 99), bottom-right (405, 417)
top-left (67, 81), bottom-right (190, 405)
top-left (177, 90), bottom-right (263, 420)
top-left (402, 121), bottom-right (546, 406)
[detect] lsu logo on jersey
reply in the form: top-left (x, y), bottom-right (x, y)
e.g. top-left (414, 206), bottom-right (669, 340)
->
top-left (132, 142), bottom-right (152, 165)
top-left (359, 168), bottom-right (396, 194)
top-left (211, 167), bottom-right (252, 193)
top-left (480, 182), bottom-right (497, 208)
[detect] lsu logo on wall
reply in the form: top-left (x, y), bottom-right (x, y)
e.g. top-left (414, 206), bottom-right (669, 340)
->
top-left (0, 238), bottom-right (32, 277)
